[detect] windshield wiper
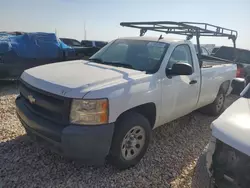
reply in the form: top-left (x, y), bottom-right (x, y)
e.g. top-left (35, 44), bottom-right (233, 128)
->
top-left (89, 58), bottom-right (103, 63)
top-left (102, 61), bottom-right (133, 69)
top-left (89, 59), bottom-right (133, 69)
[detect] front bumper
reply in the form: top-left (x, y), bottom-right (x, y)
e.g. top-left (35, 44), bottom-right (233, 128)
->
top-left (16, 96), bottom-right (115, 165)
top-left (206, 136), bottom-right (217, 176)
top-left (206, 136), bottom-right (250, 188)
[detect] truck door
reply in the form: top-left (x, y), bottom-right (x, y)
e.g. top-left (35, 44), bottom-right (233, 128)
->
top-left (160, 44), bottom-right (200, 124)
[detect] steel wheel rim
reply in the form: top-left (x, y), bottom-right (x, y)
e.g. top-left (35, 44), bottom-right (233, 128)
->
top-left (121, 126), bottom-right (146, 161)
top-left (216, 94), bottom-right (224, 111)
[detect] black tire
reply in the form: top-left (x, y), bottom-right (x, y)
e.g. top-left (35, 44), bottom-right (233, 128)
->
top-left (199, 90), bottom-right (225, 116)
top-left (108, 111), bottom-right (152, 170)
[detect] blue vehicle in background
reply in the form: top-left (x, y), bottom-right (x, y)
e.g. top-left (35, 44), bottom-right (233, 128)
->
top-left (0, 32), bottom-right (80, 80)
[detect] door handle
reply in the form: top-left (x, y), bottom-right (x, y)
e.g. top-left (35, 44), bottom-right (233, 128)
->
top-left (189, 80), bottom-right (197, 85)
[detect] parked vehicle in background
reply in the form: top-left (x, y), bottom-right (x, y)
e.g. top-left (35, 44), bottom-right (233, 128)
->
top-left (60, 38), bottom-right (82, 47)
top-left (81, 40), bottom-right (108, 48)
top-left (213, 46), bottom-right (250, 79)
top-left (80, 40), bottom-right (108, 58)
top-left (16, 21), bottom-right (237, 169)
top-left (194, 45), bottom-right (210, 56)
top-left (207, 83), bottom-right (250, 188)
top-left (0, 32), bottom-right (76, 80)
top-left (201, 44), bottom-right (216, 54)
top-left (201, 46), bottom-right (210, 55)
top-left (211, 46), bottom-right (220, 56)
top-left (60, 37), bottom-right (91, 59)
top-left (212, 46), bottom-right (250, 94)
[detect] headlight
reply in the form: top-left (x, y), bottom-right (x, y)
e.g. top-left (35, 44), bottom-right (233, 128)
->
top-left (70, 99), bottom-right (109, 125)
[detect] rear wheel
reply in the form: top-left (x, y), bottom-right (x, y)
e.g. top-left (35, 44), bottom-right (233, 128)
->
top-left (108, 112), bottom-right (152, 170)
top-left (199, 91), bottom-right (225, 116)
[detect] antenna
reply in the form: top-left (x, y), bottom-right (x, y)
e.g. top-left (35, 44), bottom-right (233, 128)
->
top-left (84, 21), bottom-right (87, 40)
top-left (158, 34), bottom-right (163, 40)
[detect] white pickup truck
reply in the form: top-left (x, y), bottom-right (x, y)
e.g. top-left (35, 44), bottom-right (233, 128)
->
top-left (16, 22), bottom-right (237, 169)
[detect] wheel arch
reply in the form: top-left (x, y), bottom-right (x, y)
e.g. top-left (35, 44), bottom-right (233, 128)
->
top-left (115, 102), bottom-right (157, 129)
top-left (218, 80), bottom-right (230, 94)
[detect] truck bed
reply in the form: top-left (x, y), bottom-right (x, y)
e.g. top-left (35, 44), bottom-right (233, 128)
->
top-left (200, 57), bottom-right (237, 99)
top-left (201, 55), bottom-right (233, 68)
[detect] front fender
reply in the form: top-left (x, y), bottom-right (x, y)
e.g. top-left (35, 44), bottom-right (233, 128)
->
top-left (83, 76), bottom-right (162, 124)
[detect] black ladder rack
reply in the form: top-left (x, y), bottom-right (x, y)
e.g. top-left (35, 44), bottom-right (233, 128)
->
top-left (120, 21), bottom-right (238, 64)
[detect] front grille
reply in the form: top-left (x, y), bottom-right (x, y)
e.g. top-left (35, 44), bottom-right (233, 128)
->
top-left (19, 80), bottom-right (71, 125)
top-left (213, 141), bottom-right (250, 188)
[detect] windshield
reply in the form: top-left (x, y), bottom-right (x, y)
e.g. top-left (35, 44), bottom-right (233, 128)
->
top-left (61, 38), bottom-right (81, 47)
top-left (71, 40), bottom-right (82, 46)
top-left (89, 39), bottom-right (169, 73)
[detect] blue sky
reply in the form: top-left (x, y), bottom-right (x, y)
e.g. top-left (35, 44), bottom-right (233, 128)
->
top-left (1, 0), bottom-right (250, 49)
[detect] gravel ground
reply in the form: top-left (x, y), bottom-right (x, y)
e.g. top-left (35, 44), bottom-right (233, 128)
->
top-left (0, 83), bottom-right (239, 188)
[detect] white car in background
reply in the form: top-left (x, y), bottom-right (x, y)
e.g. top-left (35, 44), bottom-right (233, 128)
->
top-left (207, 84), bottom-right (250, 188)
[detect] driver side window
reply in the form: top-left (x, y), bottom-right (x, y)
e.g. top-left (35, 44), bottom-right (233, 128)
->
top-left (167, 45), bottom-right (193, 69)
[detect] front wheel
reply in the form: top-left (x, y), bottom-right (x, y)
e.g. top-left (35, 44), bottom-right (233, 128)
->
top-left (108, 112), bottom-right (152, 170)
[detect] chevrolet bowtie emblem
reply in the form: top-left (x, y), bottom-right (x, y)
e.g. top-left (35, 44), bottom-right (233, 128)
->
top-left (27, 95), bottom-right (36, 104)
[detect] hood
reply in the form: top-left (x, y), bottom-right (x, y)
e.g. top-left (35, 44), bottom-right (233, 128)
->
top-left (211, 97), bottom-right (250, 156)
top-left (21, 60), bottom-right (145, 98)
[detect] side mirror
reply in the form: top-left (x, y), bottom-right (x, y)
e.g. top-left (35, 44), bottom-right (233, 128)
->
top-left (166, 62), bottom-right (193, 76)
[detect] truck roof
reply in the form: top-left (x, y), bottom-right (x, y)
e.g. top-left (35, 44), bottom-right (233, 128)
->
top-left (118, 36), bottom-right (183, 43)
